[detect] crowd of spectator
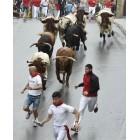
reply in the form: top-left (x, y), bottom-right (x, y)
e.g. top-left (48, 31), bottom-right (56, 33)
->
top-left (13, 0), bottom-right (116, 19)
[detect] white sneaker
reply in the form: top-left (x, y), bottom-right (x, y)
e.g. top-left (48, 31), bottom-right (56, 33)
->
top-left (25, 110), bottom-right (32, 119)
top-left (32, 120), bottom-right (38, 127)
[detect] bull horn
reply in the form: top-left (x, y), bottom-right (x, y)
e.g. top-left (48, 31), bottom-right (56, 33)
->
top-left (73, 34), bottom-right (79, 37)
top-left (53, 56), bottom-right (61, 60)
top-left (60, 34), bottom-right (65, 39)
top-left (27, 60), bottom-right (33, 63)
top-left (43, 43), bottom-right (52, 51)
top-left (30, 43), bottom-right (38, 48)
top-left (68, 57), bottom-right (76, 62)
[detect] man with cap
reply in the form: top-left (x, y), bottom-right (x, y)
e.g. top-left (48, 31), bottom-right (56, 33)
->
top-left (71, 64), bottom-right (100, 132)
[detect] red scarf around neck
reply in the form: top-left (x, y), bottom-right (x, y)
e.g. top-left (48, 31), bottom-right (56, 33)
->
top-left (53, 101), bottom-right (63, 107)
top-left (32, 72), bottom-right (40, 77)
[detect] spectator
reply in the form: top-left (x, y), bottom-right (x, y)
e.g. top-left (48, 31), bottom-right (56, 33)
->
top-left (95, 0), bottom-right (102, 15)
top-left (88, 0), bottom-right (96, 21)
top-left (32, 0), bottom-right (41, 19)
top-left (55, 1), bottom-right (60, 18)
top-left (48, 1), bottom-right (56, 16)
top-left (21, 0), bottom-right (31, 18)
top-left (66, 1), bottom-right (73, 15)
top-left (41, 0), bottom-right (49, 17)
top-left (58, 0), bottom-right (66, 17)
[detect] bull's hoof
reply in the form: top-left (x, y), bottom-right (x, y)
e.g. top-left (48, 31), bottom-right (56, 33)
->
top-left (84, 47), bottom-right (87, 51)
top-left (108, 34), bottom-right (111, 37)
top-left (84, 36), bottom-right (87, 41)
top-left (112, 31), bottom-right (114, 36)
top-left (100, 33), bottom-right (102, 38)
top-left (65, 84), bottom-right (69, 88)
top-left (59, 80), bottom-right (63, 84)
top-left (76, 47), bottom-right (79, 51)
top-left (103, 40), bottom-right (106, 44)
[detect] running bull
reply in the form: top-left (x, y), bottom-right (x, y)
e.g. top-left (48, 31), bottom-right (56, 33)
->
top-left (53, 47), bottom-right (76, 88)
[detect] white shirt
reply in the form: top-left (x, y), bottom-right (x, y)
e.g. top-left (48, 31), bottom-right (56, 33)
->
top-left (48, 103), bottom-right (74, 126)
top-left (28, 75), bottom-right (42, 96)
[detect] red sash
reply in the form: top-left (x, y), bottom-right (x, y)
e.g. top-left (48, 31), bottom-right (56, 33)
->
top-left (64, 125), bottom-right (72, 140)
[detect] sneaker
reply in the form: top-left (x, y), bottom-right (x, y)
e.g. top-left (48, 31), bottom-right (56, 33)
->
top-left (25, 110), bottom-right (32, 119)
top-left (32, 120), bottom-right (38, 127)
top-left (71, 127), bottom-right (79, 133)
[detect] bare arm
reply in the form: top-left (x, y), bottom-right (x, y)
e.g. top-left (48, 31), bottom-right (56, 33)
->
top-left (21, 83), bottom-right (29, 94)
top-left (38, 114), bottom-right (53, 127)
top-left (72, 109), bottom-right (79, 130)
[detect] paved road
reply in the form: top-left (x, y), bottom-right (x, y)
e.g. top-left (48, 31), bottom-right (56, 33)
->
top-left (13, 18), bottom-right (126, 140)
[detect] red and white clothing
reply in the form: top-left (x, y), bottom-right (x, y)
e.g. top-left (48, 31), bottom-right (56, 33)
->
top-left (28, 73), bottom-right (42, 96)
top-left (73, 71), bottom-right (99, 126)
top-left (32, 0), bottom-right (41, 18)
top-left (88, 0), bottom-right (96, 20)
top-left (48, 103), bottom-right (74, 140)
top-left (104, 1), bottom-right (113, 8)
top-left (41, 0), bottom-right (49, 17)
top-left (22, 0), bottom-right (30, 6)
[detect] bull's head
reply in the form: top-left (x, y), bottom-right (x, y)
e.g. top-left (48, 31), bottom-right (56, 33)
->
top-left (30, 42), bottom-right (52, 51)
top-left (59, 17), bottom-right (71, 31)
top-left (100, 13), bottom-right (114, 29)
top-left (76, 9), bottom-right (89, 24)
top-left (53, 56), bottom-right (76, 73)
top-left (40, 17), bottom-right (59, 33)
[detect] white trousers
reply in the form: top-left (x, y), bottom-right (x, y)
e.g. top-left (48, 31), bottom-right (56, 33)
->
top-left (73, 95), bottom-right (97, 126)
top-left (32, 6), bottom-right (40, 18)
top-left (56, 10), bottom-right (60, 18)
top-left (42, 7), bottom-right (48, 17)
top-left (88, 6), bottom-right (96, 20)
top-left (54, 125), bottom-right (67, 140)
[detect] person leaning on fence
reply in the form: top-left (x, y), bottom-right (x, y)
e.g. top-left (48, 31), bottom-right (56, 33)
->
top-left (36, 91), bottom-right (79, 140)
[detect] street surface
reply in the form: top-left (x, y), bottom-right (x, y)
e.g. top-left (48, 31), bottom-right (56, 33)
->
top-left (13, 18), bottom-right (126, 140)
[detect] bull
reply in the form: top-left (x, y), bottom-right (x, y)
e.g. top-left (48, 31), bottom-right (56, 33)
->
top-left (40, 16), bottom-right (60, 40)
top-left (53, 47), bottom-right (76, 88)
top-left (96, 8), bottom-right (115, 43)
top-left (59, 13), bottom-right (77, 47)
top-left (27, 52), bottom-right (50, 90)
top-left (30, 32), bottom-right (55, 58)
top-left (65, 24), bottom-right (87, 51)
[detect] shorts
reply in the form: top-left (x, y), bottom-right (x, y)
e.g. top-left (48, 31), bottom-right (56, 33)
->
top-left (23, 94), bottom-right (41, 110)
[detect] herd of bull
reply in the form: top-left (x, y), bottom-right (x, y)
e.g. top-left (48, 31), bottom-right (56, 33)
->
top-left (26, 8), bottom-right (115, 90)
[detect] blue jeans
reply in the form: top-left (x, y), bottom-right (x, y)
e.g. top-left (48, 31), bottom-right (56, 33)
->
top-left (23, 94), bottom-right (41, 110)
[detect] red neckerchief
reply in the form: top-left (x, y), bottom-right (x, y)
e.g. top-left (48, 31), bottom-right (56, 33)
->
top-left (32, 72), bottom-right (40, 77)
top-left (53, 101), bottom-right (63, 107)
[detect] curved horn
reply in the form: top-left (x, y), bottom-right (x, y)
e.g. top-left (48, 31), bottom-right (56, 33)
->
top-left (43, 43), bottom-right (52, 51)
top-left (68, 57), bottom-right (76, 62)
top-left (27, 60), bottom-right (33, 63)
top-left (30, 43), bottom-right (38, 48)
top-left (73, 34), bottom-right (79, 37)
top-left (60, 34), bottom-right (65, 39)
top-left (53, 56), bottom-right (76, 62)
top-left (53, 56), bottom-right (61, 60)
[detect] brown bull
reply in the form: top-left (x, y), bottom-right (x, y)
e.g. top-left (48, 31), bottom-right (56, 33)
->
top-left (53, 47), bottom-right (76, 88)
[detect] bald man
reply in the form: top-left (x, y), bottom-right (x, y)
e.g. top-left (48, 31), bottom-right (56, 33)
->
top-left (21, 66), bottom-right (42, 126)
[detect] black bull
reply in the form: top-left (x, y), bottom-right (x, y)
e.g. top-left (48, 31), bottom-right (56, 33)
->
top-left (64, 24), bottom-right (87, 51)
